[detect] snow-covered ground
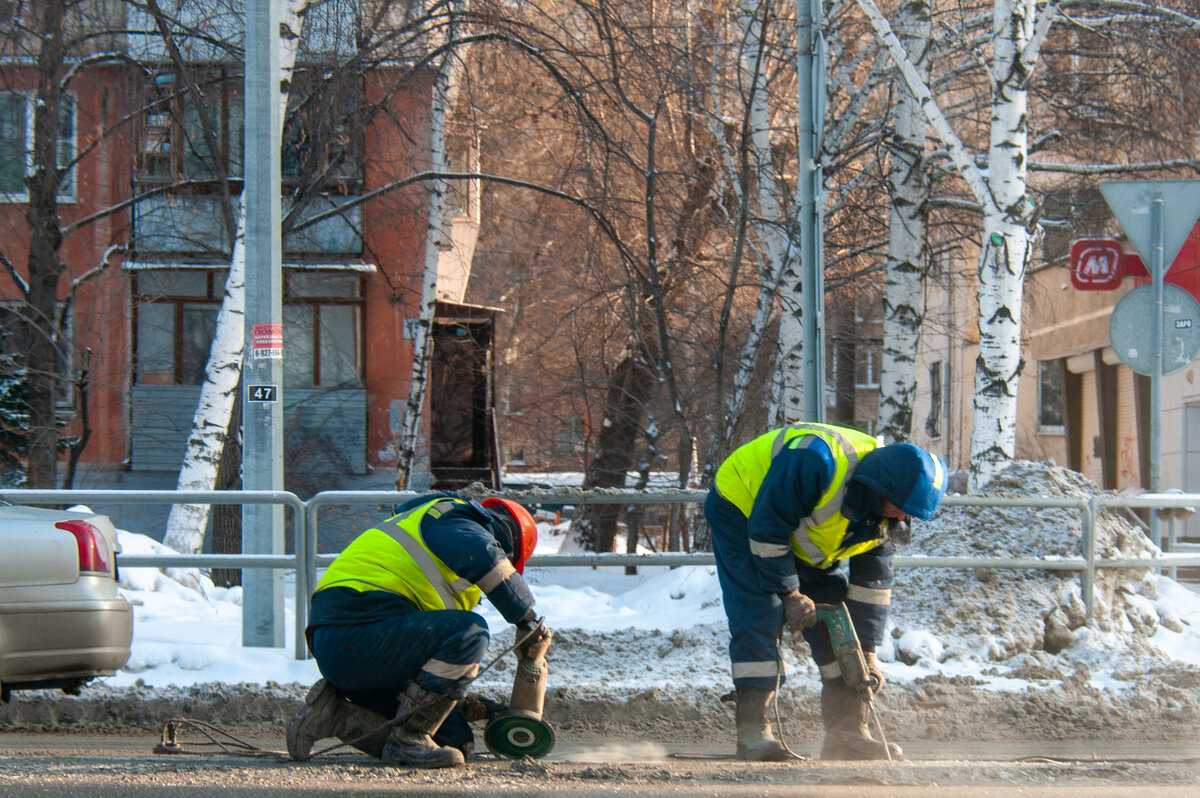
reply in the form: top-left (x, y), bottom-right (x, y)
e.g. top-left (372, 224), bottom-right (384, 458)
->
top-left (101, 460), bottom-right (1200, 708)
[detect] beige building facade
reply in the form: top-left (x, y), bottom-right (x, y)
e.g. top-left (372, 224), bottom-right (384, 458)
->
top-left (903, 221), bottom-right (1200, 538)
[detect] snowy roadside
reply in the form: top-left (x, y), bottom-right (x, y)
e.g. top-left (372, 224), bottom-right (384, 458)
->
top-left (3, 461), bottom-right (1200, 744)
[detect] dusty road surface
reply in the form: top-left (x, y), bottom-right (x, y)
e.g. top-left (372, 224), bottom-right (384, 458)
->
top-left (2, 731), bottom-right (1199, 797)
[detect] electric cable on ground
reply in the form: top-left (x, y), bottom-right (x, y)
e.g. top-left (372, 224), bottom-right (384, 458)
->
top-left (152, 622), bottom-right (545, 761)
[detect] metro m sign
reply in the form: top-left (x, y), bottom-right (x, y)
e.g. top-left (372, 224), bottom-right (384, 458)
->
top-left (1070, 239), bottom-right (1124, 290)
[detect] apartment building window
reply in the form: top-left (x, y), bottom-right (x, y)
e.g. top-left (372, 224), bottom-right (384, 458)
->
top-left (133, 268), bottom-right (363, 387)
top-left (281, 67), bottom-right (362, 189)
top-left (0, 91), bottom-right (75, 201)
top-left (854, 344), bottom-right (881, 389)
top-left (137, 71), bottom-right (243, 182)
top-left (926, 361), bottom-right (943, 439)
top-left (1038, 360), bottom-right (1065, 432)
top-left (0, 1), bottom-right (27, 24)
top-left (554, 417), bottom-right (585, 457)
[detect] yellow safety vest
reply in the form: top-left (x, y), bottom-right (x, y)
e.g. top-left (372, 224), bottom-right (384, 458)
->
top-left (314, 497), bottom-right (483, 611)
top-left (715, 423), bottom-right (881, 567)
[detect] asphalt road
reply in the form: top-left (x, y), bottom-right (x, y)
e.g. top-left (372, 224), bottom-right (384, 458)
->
top-left (1, 732), bottom-right (1198, 797)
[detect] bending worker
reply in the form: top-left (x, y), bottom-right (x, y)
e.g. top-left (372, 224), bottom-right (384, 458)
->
top-left (286, 492), bottom-right (549, 769)
top-left (705, 422), bottom-right (946, 761)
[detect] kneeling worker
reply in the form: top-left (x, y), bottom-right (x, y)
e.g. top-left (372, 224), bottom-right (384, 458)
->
top-left (287, 492), bottom-right (549, 769)
top-left (705, 423), bottom-right (946, 760)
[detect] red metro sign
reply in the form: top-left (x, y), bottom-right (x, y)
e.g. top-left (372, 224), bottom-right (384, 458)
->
top-left (1069, 225), bottom-right (1200, 302)
top-left (1070, 239), bottom-right (1126, 290)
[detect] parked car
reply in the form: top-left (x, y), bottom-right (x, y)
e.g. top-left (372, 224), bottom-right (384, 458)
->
top-left (0, 503), bottom-right (133, 701)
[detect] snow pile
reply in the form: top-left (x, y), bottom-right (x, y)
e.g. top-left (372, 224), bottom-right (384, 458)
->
top-left (113, 528), bottom-right (320, 685)
top-left (115, 525), bottom-right (222, 599)
top-left (888, 460), bottom-right (1200, 690)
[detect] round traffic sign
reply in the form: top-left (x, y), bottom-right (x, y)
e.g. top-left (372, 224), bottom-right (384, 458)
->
top-left (1109, 283), bottom-right (1200, 376)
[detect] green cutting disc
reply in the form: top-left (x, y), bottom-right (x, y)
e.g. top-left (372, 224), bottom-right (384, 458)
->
top-left (484, 714), bottom-right (556, 759)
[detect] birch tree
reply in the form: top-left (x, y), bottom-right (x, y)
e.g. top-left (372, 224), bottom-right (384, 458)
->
top-left (857, 0), bottom-right (1054, 488)
top-left (697, 0), bottom-right (799, 475)
top-left (461, 0), bottom-right (893, 504)
top-left (163, 0), bottom-right (464, 543)
top-left (394, 15), bottom-right (454, 490)
top-left (876, 0), bottom-right (932, 443)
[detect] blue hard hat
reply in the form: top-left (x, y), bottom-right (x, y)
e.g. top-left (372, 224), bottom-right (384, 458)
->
top-left (850, 443), bottom-right (947, 521)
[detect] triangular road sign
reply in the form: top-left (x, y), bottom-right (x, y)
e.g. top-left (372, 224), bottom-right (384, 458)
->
top-left (1100, 180), bottom-right (1200, 275)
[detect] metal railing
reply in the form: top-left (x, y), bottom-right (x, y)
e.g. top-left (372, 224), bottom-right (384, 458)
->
top-left (3, 487), bottom-right (1198, 661)
top-left (0, 489), bottom-right (308, 658)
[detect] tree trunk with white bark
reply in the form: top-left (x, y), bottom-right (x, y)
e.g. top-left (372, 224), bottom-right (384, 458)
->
top-left (707, 0), bottom-right (797, 457)
top-left (878, 0), bottom-right (932, 444)
top-left (857, 0), bottom-right (1050, 488)
top-left (394, 49), bottom-right (450, 491)
top-left (967, 0), bottom-right (1039, 490)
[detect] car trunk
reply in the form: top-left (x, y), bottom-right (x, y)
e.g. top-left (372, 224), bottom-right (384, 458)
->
top-left (0, 529), bottom-right (79, 586)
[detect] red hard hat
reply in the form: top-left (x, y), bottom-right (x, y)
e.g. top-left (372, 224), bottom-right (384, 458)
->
top-left (481, 497), bottom-right (538, 574)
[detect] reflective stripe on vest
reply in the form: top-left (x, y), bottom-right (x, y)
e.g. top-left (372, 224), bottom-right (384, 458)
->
top-left (715, 423), bottom-right (879, 568)
top-left (315, 497), bottom-right (482, 611)
top-left (774, 424), bottom-right (862, 529)
top-left (777, 424), bottom-right (878, 567)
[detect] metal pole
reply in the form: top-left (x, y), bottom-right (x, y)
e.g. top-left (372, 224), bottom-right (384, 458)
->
top-left (797, 0), bottom-right (825, 421)
top-left (242, 0), bottom-right (285, 647)
top-left (1149, 197), bottom-right (1164, 548)
top-left (1082, 498), bottom-right (1096, 619)
top-left (1166, 516), bottom-right (1177, 580)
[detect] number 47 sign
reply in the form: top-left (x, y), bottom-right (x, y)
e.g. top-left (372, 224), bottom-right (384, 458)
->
top-left (247, 384), bottom-right (278, 403)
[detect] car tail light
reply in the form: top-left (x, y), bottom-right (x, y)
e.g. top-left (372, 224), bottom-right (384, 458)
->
top-left (55, 520), bottom-right (113, 575)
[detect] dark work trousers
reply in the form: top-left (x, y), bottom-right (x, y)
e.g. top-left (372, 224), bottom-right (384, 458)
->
top-left (706, 490), bottom-right (896, 689)
top-left (309, 608), bottom-right (490, 751)
top-left (706, 490), bottom-right (787, 691)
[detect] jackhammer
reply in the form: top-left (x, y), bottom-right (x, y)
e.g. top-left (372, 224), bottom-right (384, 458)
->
top-left (813, 602), bottom-right (893, 760)
top-left (484, 617), bottom-right (556, 759)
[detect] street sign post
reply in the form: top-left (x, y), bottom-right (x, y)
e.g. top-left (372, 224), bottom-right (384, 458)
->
top-left (1101, 180), bottom-right (1200, 547)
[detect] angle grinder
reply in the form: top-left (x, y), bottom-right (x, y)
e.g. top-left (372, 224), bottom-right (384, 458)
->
top-left (484, 617), bottom-right (556, 759)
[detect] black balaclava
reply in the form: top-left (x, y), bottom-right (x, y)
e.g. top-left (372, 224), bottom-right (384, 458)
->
top-left (841, 479), bottom-right (887, 546)
top-left (485, 506), bottom-right (518, 559)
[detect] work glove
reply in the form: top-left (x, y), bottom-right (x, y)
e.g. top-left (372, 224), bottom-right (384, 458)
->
top-left (862, 648), bottom-right (885, 695)
top-left (780, 589), bottom-right (816, 635)
top-left (457, 693), bottom-right (507, 722)
top-left (515, 618), bottom-right (553, 661)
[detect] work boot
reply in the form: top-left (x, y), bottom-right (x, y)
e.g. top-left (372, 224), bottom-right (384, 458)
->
top-left (734, 685), bottom-right (789, 761)
top-left (818, 679), bottom-right (903, 761)
top-left (381, 682), bottom-right (466, 769)
top-left (286, 679), bottom-right (391, 761)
